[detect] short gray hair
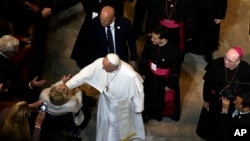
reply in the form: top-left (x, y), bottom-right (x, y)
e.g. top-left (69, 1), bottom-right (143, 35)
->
top-left (0, 35), bottom-right (19, 53)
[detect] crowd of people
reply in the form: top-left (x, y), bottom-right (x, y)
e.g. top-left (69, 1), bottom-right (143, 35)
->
top-left (1, 0), bottom-right (250, 141)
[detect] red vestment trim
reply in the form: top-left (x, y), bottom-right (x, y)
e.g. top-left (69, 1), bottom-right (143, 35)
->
top-left (148, 60), bottom-right (170, 76)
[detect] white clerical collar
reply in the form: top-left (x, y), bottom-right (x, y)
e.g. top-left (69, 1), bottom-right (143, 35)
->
top-left (232, 109), bottom-right (250, 119)
top-left (240, 111), bottom-right (250, 115)
top-left (159, 39), bottom-right (168, 47)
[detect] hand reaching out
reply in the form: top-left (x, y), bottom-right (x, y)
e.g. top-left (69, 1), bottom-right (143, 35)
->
top-left (29, 100), bottom-right (43, 110)
top-left (30, 76), bottom-right (46, 88)
top-left (62, 74), bottom-right (71, 83)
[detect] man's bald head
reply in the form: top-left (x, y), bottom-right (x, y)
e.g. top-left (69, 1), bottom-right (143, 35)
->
top-left (100, 6), bottom-right (116, 27)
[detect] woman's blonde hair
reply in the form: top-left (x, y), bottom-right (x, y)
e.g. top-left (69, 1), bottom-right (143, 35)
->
top-left (49, 87), bottom-right (80, 106)
top-left (49, 87), bottom-right (70, 106)
top-left (0, 101), bottom-right (32, 141)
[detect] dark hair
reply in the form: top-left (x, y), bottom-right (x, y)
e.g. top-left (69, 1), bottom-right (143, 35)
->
top-left (238, 90), bottom-right (250, 108)
top-left (152, 26), bottom-right (170, 39)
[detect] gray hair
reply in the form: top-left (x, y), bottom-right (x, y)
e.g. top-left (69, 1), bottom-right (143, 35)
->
top-left (0, 35), bottom-right (19, 53)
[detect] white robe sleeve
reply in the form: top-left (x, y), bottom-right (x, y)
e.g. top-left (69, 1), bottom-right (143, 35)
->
top-left (132, 73), bottom-right (145, 113)
top-left (66, 59), bottom-right (100, 89)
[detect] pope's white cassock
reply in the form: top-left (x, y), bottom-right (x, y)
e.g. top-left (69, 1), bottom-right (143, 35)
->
top-left (65, 58), bottom-right (145, 141)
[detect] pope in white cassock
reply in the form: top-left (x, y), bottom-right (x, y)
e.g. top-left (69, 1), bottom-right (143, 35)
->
top-left (56, 53), bottom-right (145, 141)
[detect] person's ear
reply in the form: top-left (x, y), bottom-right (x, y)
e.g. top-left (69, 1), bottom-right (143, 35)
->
top-left (235, 59), bottom-right (241, 66)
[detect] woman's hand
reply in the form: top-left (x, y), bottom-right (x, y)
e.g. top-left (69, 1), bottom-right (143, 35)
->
top-left (29, 100), bottom-right (43, 110)
top-left (35, 111), bottom-right (46, 128)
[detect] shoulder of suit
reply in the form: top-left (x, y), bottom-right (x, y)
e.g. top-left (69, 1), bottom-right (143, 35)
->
top-left (115, 16), bottom-right (131, 23)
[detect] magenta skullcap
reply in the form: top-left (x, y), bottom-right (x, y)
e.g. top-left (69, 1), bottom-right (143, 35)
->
top-left (232, 46), bottom-right (243, 58)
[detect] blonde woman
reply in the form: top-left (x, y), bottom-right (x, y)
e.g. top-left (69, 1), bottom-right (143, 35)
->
top-left (39, 75), bottom-right (83, 116)
top-left (0, 100), bottom-right (46, 141)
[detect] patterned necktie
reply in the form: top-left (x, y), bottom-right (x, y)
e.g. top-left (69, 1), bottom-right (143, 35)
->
top-left (107, 26), bottom-right (114, 53)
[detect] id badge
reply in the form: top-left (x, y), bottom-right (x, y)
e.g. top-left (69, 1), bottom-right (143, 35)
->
top-left (151, 62), bottom-right (157, 71)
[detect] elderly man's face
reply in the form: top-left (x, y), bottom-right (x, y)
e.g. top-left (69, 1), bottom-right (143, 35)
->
top-left (224, 49), bottom-right (241, 69)
top-left (100, 11), bottom-right (115, 27)
top-left (102, 57), bottom-right (117, 72)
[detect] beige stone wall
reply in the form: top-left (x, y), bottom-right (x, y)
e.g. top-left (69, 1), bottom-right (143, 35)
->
top-left (219, 0), bottom-right (250, 61)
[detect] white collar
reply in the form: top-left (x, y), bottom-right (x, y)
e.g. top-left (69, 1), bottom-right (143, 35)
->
top-left (240, 111), bottom-right (250, 115)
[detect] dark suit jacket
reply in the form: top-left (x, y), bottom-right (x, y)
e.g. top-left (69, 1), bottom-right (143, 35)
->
top-left (70, 0), bottom-right (124, 68)
top-left (89, 17), bottom-right (137, 63)
top-left (72, 16), bottom-right (137, 68)
top-left (219, 112), bottom-right (250, 141)
top-left (45, 0), bottom-right (123, 16)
